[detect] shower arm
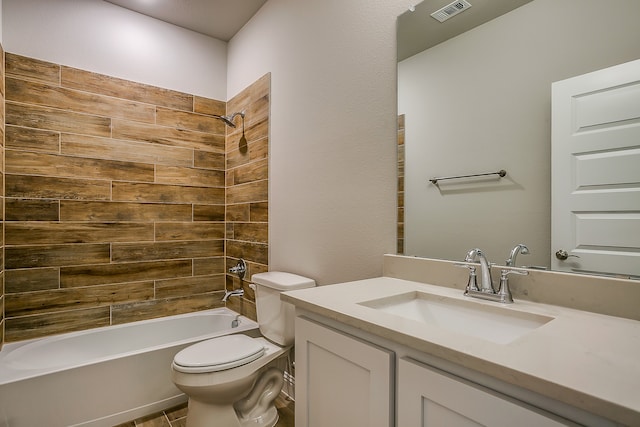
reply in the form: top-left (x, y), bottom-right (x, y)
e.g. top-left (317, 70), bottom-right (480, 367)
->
top-left (213, 111), bottom-right (245, 128)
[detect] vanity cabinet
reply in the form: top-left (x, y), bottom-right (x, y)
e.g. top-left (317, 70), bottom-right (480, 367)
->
top-left (294, 316), bottom-right (394, 427)
top-left (397, 357), bottom-right (571, 427)
top-left (295, 314), bottom-right (579, 427)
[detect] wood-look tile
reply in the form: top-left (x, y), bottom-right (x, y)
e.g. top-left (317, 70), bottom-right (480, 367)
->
top-left (193, 257), bottom-right (225, 276)
top-left (231, 223), bottom-right (268, 244)
top-left (5, 281), bottom-right (154, 317)
top-left (6, 77), bottom-right (156, 123)
top-left (226, 240), bottom-right (268, 265)
top-left (249, 73), bottom-right (271, 102)
top-left (6, 174), bottom-right (111, 200)
top-left (2, 57), bottom-right (270, 345)
top-left (193, 204), bottom-right (225, 222)
top-left (194, 150), bottom-right (225, 170)
top-left (249, 94), bottom-right (270, 126)
top-left (5, 53), bottom-right (60, 84)
top-left (5, 150), bottom-right (155, 182)
top-left (155, 222), bottom-right (225, 241)
top-left (156, 107), bottom-right (226, 134)
top-left (5, 125), bottom-right (60, 153)
top-left (112, 119), bottom-right (224, 152)
top-left (155, 165), bottom-right (224, 187)
top-left (60, 201), bottom-right (192, 222)
top-left (230, 158), bottom-right (268, 186)
top-left (61, 133), bottom-right (194, 168)
top-left (193, 97), bottom-right (225, 116)
top-left (5, 267), bottom-right (60, 293)
top-left (61, 66), bottom-right (193, 111)
top-left (60, 260), bottom-right (192, 288)
top-left (112, 182), bottom-right (225, 204)
top-left (226, 180), bottom-right (268, 205)
top-left (111, 294), bottom-right (224, 325)
top-left (227, 136), bottom-right (268, 169)
top-left (225, 204), bottom-right (250, 222)
top-left (4, 307), bottom-right (111, 342)
top-left (155, 274), bottom-right (225, 299)
top-left (5, 243), bottom-right (110, 269)
top-left (111, 240), bottom-right (224, 263)
top-left (134, 413), bottom-right (171, 427)
top-left (250, 202), bottom-right (269, 222)
top-left (226, 92), bottom-right (250, 117)
top-left (5, 198), bottom-right (59, 221)
top-left (5, 222), bottom-right (154, 245)
top-left (6, 101), bottom-right (111, 137)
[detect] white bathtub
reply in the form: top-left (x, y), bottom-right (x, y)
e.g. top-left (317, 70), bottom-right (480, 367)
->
top-left (0, 308), bottom-right (258, 427)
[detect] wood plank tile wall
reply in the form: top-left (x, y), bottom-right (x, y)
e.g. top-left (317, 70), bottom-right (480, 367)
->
top-left (397, 115), bottom-right (405, 255)
top-left (1, 45), bottom-right (6, 349)
top-left (2, 52), bottom-right (270, 343)
top-left (224, 75), bottom-right (270, 319)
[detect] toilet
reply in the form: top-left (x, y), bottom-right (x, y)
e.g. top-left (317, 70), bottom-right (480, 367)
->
top-left (171, 271), bottom-right (315, 427)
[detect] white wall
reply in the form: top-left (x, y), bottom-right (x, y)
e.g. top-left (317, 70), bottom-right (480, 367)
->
top-left (399, 0), bottom-right (640, 267)
top-left (227, 0), bottom-right (410, 285)
top-left (2, 0), bottom-right (227, 100)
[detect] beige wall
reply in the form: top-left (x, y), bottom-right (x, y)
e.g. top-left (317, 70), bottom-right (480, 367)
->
top-left (399, 0), bottom-right (640, 266)
top-left (227, 0), bottom-right (408, 285)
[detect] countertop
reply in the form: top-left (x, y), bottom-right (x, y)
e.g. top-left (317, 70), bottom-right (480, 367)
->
top-left (282, 277), bottom-right (640, 426)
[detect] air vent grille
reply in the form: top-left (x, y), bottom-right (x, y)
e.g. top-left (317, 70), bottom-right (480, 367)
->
top-left (431, 0), bottom-right (472, 22)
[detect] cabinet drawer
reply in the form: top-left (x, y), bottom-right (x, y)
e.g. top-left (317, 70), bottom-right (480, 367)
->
top-left (398, 357), bottom-right (575, 426)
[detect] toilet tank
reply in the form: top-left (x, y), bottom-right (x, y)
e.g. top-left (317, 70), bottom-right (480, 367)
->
top-left (251, 272), bottom-right (315, 346)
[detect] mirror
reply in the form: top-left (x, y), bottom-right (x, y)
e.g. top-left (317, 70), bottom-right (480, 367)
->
top-left (397, 0), bottom-right (640, 274)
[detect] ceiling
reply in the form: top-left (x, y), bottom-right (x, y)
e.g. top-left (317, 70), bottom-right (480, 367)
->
top-left (104, 0), bottom-right (267, 41)
top-left (397, 0), bottom-right (533, 61)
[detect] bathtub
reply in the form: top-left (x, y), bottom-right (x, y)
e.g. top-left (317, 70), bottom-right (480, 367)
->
top-left (0, 307), bottom-right (258, 427)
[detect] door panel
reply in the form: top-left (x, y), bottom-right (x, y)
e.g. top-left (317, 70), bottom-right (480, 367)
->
top-left (551, 59), bottom-right (640, 277)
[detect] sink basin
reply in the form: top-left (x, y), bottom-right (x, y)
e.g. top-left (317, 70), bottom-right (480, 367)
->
top-left (359, 291), bottom-right (554, 344)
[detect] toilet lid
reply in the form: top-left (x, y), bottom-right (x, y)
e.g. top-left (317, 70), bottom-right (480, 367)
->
top-left (173, 334), bottom-right (265, 373)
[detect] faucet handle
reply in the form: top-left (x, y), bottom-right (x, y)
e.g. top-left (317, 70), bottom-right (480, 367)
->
top-left (454, 262), bottom-right (480, 292)
top-left (495, 267), bottom-right (529, 303)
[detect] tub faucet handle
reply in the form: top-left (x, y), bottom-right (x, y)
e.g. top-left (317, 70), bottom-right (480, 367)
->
top-left (229, 258), bottom-right (246, 280)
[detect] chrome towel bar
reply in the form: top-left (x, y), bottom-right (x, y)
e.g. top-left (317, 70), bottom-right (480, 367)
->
top-left (429, 169), bottom-right (506, 185)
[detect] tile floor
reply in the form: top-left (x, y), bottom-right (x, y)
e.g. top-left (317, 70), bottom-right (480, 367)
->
top-left (115, 395), bottom-right (294, 427)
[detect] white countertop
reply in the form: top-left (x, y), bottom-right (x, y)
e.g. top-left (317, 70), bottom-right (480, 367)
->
top-left (282, 277), bottom-right (640, 426)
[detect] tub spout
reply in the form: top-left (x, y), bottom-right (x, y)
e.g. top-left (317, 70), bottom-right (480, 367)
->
top-left (222, 289), bottom-right (244, 302)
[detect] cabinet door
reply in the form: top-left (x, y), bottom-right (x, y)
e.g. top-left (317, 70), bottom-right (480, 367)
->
top-left (295, 316), bottom-right (394, 427)
top-left (398, 357), bottom-right (572, 427)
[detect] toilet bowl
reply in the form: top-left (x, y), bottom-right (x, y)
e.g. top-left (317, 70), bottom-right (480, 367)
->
top-left (171, 272), bottom-right (315, 427)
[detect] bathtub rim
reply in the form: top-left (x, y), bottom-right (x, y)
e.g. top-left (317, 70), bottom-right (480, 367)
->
top-left (0, 307), bottom-right (258, 385)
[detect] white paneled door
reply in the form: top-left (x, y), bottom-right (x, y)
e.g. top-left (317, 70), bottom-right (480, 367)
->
top-left (551, 59), bottom-right (640, 277)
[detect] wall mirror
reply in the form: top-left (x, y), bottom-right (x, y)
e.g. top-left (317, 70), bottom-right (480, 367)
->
top-left (397, 0), bottom-right (640, 277)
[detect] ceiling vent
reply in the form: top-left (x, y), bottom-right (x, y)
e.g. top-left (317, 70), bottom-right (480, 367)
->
top-left (431, 0), bottom-right (472, 22)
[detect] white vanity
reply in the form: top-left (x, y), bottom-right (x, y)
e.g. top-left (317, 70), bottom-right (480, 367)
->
top-left (282, 255), bottom-right (640, 427)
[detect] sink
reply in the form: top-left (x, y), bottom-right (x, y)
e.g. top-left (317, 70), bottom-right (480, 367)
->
top-left (359, 291), bottom-right (554, 344)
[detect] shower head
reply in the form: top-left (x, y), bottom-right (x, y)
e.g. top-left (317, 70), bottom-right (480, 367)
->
top-left (214, 111), bottom-right (245, 128)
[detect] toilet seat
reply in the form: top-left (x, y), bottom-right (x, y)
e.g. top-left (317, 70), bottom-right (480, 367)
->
top-left (173, 334), bottom-right (265, 374)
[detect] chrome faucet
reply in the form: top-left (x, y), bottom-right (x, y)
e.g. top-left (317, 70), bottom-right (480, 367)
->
top-left (465, 248), bottom-right (494, 293)
top-left (456, 248), bottom-right (528, 304)
top-left (222, 289), bottom-right (244, 302)
top-left (506, 244), bottom-right (529, 267)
